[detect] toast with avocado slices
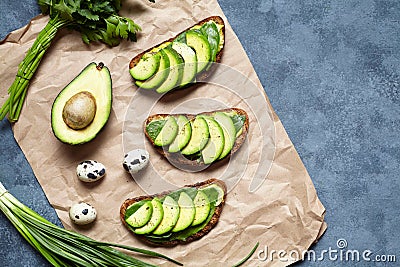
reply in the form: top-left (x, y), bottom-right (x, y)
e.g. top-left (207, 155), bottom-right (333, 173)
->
top-left (120, 178), bottom-right (227, 246)
top-left (144, 108), bottom-right (249, 170)
top-left (129, 16), bottom-right (225, 93)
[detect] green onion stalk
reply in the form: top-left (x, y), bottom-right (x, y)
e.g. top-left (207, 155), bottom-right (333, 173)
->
top-left (0, 15), bottom-right (70, 122)
top-left (0, 182), bottom-right (182, 266)
top-left (0, 0), bottom-right (151, 122)
top-left (232, 242), bottom-right (259, 267)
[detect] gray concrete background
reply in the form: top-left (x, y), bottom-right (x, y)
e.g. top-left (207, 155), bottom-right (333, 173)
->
top-left (1, 0), bottom-right (399, 266)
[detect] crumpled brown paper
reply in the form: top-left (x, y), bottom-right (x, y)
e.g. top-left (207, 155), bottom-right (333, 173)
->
top-left (0, 0), bottom-right (326, 266)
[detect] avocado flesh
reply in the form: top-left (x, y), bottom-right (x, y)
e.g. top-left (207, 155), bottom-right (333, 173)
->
top-left (146, 119), bottom-right (167, 142)
top-left (152, 196), bottom-right (180, 235)
top-left (126, 201), bottom-right (153, 228)
top-left (200, 184), bottom-right (225, 206)
top-left (51, 62), bottom-right (112, 145)
top-left (216, 23), bottom-right (224, 53)
top-left (136, 49), bottom-right (170, 90)
top-left (201, 116), bottom-right (225, 164)
top-left (185, 30), bottom-right (212, 74)
top-left (214, 112), bottom-right (237, 160)
top-left (129, 52), bottom-right (161, 81)
top-left (192, 190), bottom-right (211, 226)
top-left (134, 198), bottom-right (164, 235)
top-left (171, 42), bottom-right (197, 87)
top-left (172, 192), bottom-right (195, 232)
top-left (155, 47), bottom-right (184, 93)
top-left (154, 116), bottom-right (179, 147)
top-left (168, 115), bottom-right (192, 153)
top-left (181, 116), bottom-right (210, 155)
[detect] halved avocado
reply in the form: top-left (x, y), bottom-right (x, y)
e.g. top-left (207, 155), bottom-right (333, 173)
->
top-left (152, 196), bottom-right (180, 235)
top-left (168, 115), bottom-right (192, 153)
top-left (125, 200), bottom-right (153, 228)
top-left (181, 116), bottom-right (209, 155)
top-left (172, 192), bottom-right (195, 232)
top-left (154, 116), bottom-right (179, 147)
top-left (135, 49), bottom-right (170, 90)
top-left (201, 116), bottom-right (225, 164)
top-left (185, 30), bottom-right (211, 73)
top-left (213, 112), bottom-right (236, 160)
top-left (129, 52), bottom-right (161, 81)
top-left (191, 190), bottom-right (211, 226)
top-left (51, 62), bottom-right (112, 145)
top-left (155, 47), bottom-right (184, 93)
top-left (134, 198), bottom-right (164, 235)
top-left (171, 42), bottom-right (197, 87)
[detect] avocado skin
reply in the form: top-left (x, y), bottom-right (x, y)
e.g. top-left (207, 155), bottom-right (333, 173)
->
top-left (120, 178), bottom-right (227, 247)
top-left (51, 62), bottom-right (112, 145)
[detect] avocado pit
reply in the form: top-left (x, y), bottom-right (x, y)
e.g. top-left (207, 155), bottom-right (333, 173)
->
top-left (62, 91), bottom-right (97, 130)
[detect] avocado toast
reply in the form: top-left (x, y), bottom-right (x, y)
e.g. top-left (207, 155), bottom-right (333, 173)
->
top-left (129, 16), bottom-right (225, 93)
top-left (120, 178), bottom-right (226, 246)
top-left (144, 108), bottom-right (249, 169)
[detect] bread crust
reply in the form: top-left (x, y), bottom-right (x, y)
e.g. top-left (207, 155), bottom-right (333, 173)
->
top-left (120, 178), bottom-right (227, 246)
top-left (129, 16), bottom-right (225, 84)
top-left (144, 108), bottom-right (249, 170)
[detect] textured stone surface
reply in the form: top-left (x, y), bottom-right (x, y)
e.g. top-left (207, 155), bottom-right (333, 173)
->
top-left (1, 0), bottom-right (399, 266)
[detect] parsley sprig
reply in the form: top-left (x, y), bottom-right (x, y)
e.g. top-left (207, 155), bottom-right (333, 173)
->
top-left (1, 0), bottom-right (153, 122)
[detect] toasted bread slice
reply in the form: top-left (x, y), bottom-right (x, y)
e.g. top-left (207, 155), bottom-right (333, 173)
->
top-left (120, 178), bottom-right (227, 246)
top-left (144, 108), bottom-right (249, 170)
top-left (129, 16), bottom-right (225, 86)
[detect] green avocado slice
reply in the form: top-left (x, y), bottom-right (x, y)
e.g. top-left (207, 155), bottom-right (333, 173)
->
top-left (152, 196), bottom-right (180, 235)
top-left (201, 116), bottom-right (225, 164)
top-left (172, 192), bottom-right (195, 232)
top-left (191, 190), bottom-right (211, 226)
top-left (154, 116), bottom-right (179, 147)
top-left (214, 112), bottom-right (237, 160)
top-left (168, 115), bottom-right (192, 153)
top-left (181, 116), bottom-right (210, 155)
top-left (129, 52), bottom-right (161, 81)
top-left (125, 200), bottom-right (153, 228)
top-left (171, 42), bottom-right (197, 87)
top-left (155, 47), bottom-right (184, 93)
top-left (145, 204), bottom-right (216, 243)
top-left (200, 184), bottom-right (225, 206)
top-left (135, 49), bottom-right (170, 90)
top-left (185, 30), bottom-right (211, 74)
top-left (134, 198), bottom-right (164, 235)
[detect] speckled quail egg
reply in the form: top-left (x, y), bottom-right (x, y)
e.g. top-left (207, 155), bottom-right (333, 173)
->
top-left (76, 160), bottom-right (106, 182)
top-left (69, 202), bottom-right (97, 225)
top-left (123, 149), bottom-right (150, 174)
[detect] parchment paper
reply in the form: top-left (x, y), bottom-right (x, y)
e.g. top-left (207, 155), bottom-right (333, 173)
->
top-left (0, 0), bottom-right (326, 266)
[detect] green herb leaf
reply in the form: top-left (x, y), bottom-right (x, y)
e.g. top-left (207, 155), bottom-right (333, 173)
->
top-left (146, 120), bottom-right (167, 141)
top-left (230, 114), bottom-right (246, 133)
top-left (77, 9), bottom-right (100, 21)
